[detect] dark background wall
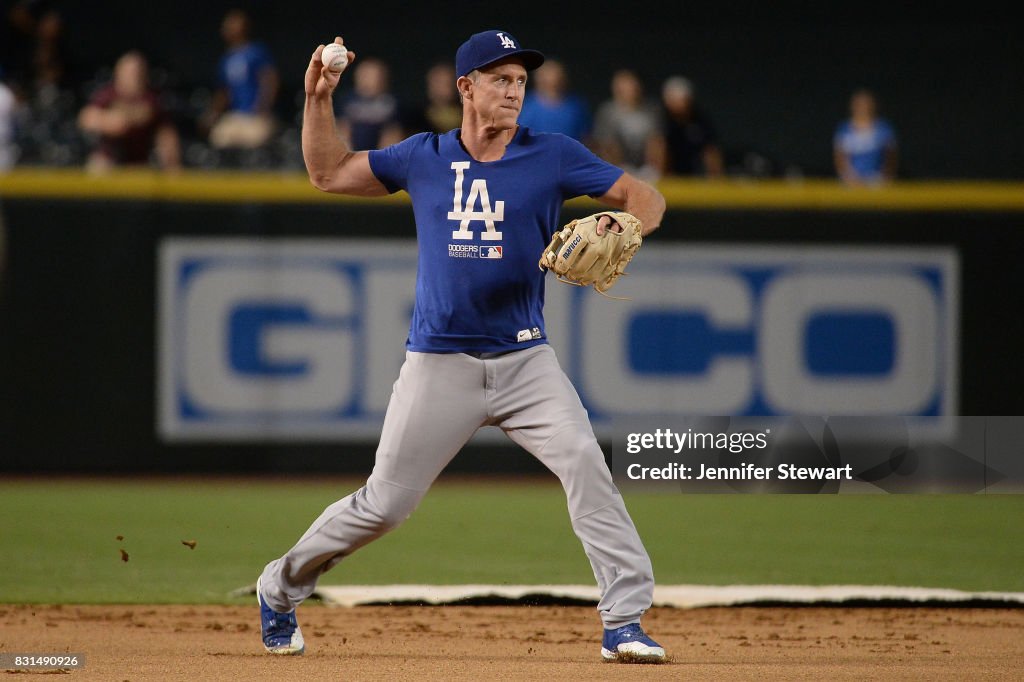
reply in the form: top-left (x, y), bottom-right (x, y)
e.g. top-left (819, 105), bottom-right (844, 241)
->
top-left (3, 2), bottom-right (1021, 178)
top-left (1, 197), bottom-right (1022, 473)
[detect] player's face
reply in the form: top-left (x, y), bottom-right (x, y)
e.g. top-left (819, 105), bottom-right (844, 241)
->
top-left (470, 60), bottom-right (528, 130)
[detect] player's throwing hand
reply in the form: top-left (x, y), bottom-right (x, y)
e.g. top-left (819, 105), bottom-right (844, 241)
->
top-left (305, 37), bottom-right (355, 100)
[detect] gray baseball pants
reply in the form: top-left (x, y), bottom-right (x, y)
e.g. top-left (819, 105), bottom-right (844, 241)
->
top-left (259, 344), bottom-right (655, 628)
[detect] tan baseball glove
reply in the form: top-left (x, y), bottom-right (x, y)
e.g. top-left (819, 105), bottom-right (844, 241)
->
top-left (538, 211), bottom-right (643, 296)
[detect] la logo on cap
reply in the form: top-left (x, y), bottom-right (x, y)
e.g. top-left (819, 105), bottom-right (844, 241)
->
top-left (497, 32), bottom-right (516, 49)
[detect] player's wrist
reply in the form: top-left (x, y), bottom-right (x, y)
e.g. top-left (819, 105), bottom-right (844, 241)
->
top-left (305, 91), bottom-right (335, 110)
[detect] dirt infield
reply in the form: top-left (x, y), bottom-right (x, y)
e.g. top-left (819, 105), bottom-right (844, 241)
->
top-left (2, 604), bottom-right (1021, 680)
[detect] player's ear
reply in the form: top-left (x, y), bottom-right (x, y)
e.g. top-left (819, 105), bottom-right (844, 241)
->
top-left (456, 75), bottom-right (473, 101)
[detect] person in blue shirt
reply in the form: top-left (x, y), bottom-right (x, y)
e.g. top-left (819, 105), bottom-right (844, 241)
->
top-left (833, 89), bottom-right (898, 185)
top-left (202, 9), bottom-right (279, 149)
top-left (255, 30), bottom-right (669, 663)
top-left (518, 59), bottom-right (591, 142)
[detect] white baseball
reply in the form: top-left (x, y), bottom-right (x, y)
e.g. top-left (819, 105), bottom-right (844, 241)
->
top-left (321, 43), bottom-right (349, 72)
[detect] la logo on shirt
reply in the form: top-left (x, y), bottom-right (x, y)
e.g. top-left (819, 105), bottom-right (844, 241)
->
top-left (448, 162), bottom-right (505, 241)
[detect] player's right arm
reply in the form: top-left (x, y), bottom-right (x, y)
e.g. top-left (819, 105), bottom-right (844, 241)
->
top-left (303, 38), bottom-right (390, 197)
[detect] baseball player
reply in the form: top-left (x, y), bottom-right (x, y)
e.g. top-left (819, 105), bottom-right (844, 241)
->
top-left (257, 29), bottom-right (667, 663)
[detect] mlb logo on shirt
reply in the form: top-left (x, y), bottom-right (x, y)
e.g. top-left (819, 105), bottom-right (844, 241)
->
top-left (480, 246), bottom-right (503, 259)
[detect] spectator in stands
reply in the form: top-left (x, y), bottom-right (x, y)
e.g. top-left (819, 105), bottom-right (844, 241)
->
top-left (407, 62), bottom-right (461, 135)
top-left (201, 9), bottom-right (279, 149)
top-left (3, 1), bottom-right (68, 97)
top-left (834, 88), bottom-right (897, 185)
top-left (77, 51), bottom-right (180, 172)
top-left (593, 69), bottom-right (663, 180)
top-left (334, 57), bottom-right (402, 150)
top-left (659, 76), bottom-right (723, 178)
top-left (30, 8), bottom-right (65, 95)
top-left (518, 59), bottom-right (590, 141)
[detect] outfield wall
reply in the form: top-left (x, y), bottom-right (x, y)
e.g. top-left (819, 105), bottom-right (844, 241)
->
top-left (1, 174), bottom-right (1022, 472)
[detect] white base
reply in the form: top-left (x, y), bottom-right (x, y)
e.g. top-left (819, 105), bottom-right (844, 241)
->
top-left (303, 583), bottom-right (1024, 608)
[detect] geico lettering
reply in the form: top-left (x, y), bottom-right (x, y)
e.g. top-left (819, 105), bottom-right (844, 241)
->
top-left (577, 262), bottom-right (949, 417)
top-left (179, 265), bottom-right (355, 414)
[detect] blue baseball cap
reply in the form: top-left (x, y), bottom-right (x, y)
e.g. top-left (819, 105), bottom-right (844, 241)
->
top-left (455, 30), bottom-right (545, 77)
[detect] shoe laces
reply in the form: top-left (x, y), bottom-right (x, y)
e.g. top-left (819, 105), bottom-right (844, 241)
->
top-left (615, 623), bottom-right (647, 641)
top-left (265, 610), bottom-right (296, 634)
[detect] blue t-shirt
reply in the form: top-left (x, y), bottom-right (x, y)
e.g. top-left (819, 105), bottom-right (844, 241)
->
top-left (519, 93), bottom-right (592, 141)
top-left (219, 42), bottom-right (274, 113)
top-left (369, 127), bottom-right (623, 353)
top-left (834, 119), bottom-right (897, 180)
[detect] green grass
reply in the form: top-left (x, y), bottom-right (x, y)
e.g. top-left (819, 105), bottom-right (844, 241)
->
top-left (0, 478), bottom-right (1021, 603)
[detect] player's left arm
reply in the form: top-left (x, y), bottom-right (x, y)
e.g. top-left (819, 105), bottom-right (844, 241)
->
top-left (596, 173), bottom-right (666, 237)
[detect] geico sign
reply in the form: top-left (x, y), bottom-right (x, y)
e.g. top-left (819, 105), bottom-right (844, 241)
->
top-left (159, 241), bottom-right (957, 440)
top-left (569, 268), bottom-right (950, 416)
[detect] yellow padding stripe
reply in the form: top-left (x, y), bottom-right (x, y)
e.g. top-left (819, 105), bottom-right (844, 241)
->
top-left (1, 169), bottom-right (1022, 211)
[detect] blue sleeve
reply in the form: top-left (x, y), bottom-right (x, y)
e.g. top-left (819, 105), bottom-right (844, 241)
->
top-left (558, 134), bottom-right (623, 199)
top-left (368, 133), bottom-right (427, 193)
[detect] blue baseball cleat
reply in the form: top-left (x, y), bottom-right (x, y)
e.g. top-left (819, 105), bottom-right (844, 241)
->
top-left (257, 576), bottom-right (305, 655)
top-left (601, 623), bottom-right (666, 662)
